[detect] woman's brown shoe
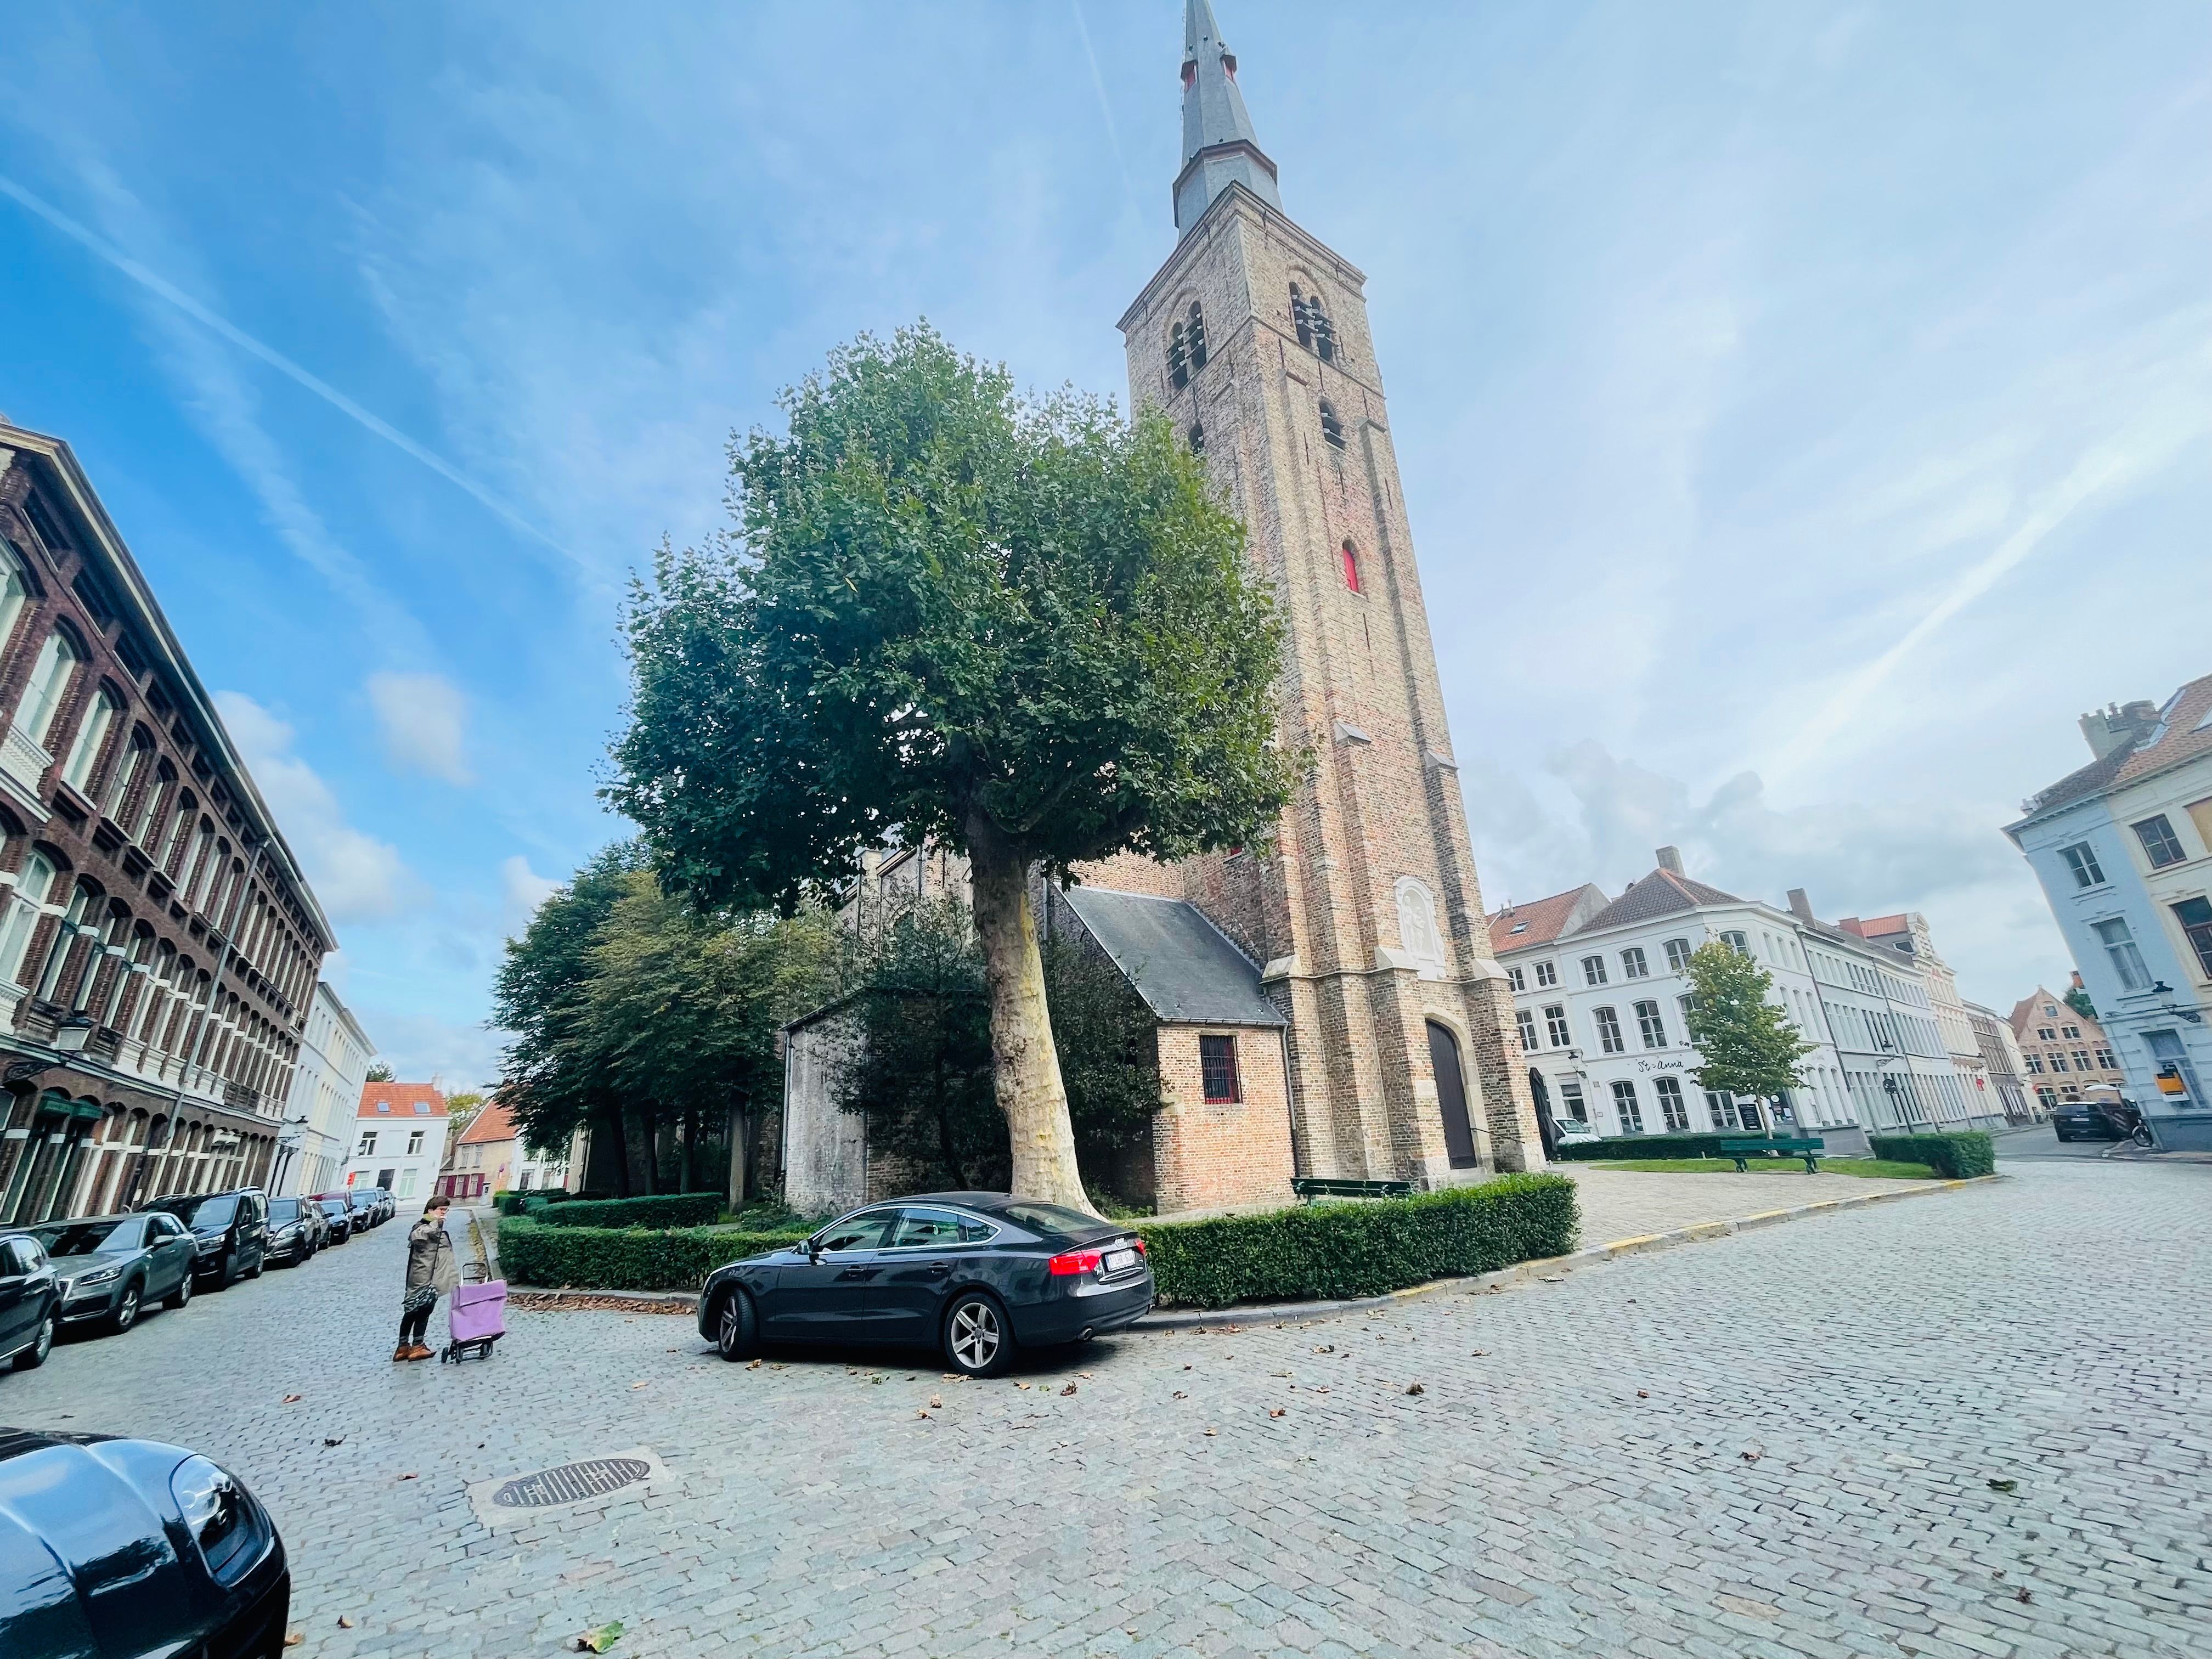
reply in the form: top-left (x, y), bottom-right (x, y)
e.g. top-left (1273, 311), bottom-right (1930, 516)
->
top-left (406, 1345), bottom-right (435, 1361)
top-left (393, 1347), bottom-right (411, 1362)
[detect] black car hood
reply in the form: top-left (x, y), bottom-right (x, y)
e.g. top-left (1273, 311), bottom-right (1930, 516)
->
top-left (0, 1430), bottom-right (210, 1659)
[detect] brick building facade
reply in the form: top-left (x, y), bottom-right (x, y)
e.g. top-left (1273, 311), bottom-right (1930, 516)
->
top-left (2008, 981), bottom-right (2128, 1118)
top-left (0, 420), bottom-right (334, 1225)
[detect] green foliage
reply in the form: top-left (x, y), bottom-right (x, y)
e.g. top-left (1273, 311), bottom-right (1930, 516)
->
top-left (497, 1216), bottom-right (806, 1292)
top-left (364, 1062), bottom-right (394, 1082)
top-left (834, 899), bottom-right (1165, 1193)
top-left (2064, 985), bottom-right (2097, 1021)
top-left (1134, 1175), bottom-right (1578, 1309)
top-left (1867, 1132), bottom-right (1995, 1178)
top-left (1550, 1132), bottom-right (1742, 1163)
top-left (1681, 940), bottom-right (1816, 1105)
top-left (607, 324), bottom-right (1294, 909)
top-left (529, 1194), bottom-right (725, 1229)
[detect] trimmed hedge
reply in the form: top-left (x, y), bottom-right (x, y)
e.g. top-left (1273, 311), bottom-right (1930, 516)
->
top-left (1134, 1173), bottom-right (1577, 1309)
top-left (496, 1216), bottom-right (805, 1291)
top-left (1553, 1132), bottom-right (1742, 1162)
top-left (1867, 1132), bottom-right (1994, 1180)
top-left (529, 1193), bottom-right (725, 1230)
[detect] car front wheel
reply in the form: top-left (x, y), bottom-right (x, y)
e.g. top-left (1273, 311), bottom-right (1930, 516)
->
top-left (15, 1309), bottom-right (55, 1370)
top-left (109, 1283), bottom-right (143, 1334)
top-left (943, 1291), bottom-right (1013, 1379)
top-left (714, 1287), bottom-right (758, 1362)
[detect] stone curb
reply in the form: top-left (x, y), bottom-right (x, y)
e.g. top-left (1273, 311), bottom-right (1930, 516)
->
top-left (508, 1288), bottom-right (700, 1312)
top-left (1128, 1174), bottom-right (1998, 1334)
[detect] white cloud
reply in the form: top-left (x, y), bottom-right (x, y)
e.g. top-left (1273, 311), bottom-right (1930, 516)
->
top-left (500, 854), bottom-right (562, 935)
top-left (366, 670), bottom-right (473, 785)
top-left (214, 690), bottom-right (414, 924)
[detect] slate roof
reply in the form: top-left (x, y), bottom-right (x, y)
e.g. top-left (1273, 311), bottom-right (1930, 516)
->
top-left (1486, 885), bottom-right (1606, 954)
top-left (1578, 870), bottom-right (1744, 935)
top-left (1058, 885), bottom-right (1284, 1028)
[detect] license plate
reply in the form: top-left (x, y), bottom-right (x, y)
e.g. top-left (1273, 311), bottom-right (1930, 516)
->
top-left (1103, 1248), bottom-right (1137, 1273)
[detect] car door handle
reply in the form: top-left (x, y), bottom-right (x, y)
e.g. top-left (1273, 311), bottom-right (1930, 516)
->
top-left (924, 1262), bottom-right (950, 1277)
top-left (836, 1267), bottom-right (876, 1281)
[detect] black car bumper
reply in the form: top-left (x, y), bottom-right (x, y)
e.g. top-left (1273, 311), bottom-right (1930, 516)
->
top-left (57, 1286), bottom-right (123, 1324)
top-left (1014, 1274), bottom-right (1155, 1346)
top-left (2054, 1114), bottom-right (2123, 1139)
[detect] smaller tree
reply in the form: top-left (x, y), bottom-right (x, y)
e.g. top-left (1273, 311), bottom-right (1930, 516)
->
top-left (444, 1091), bottom-right (487, 1144)
top-left (364, 1062), bottom-right (395, 1083)
top-left (2064, 984), bottom-right (2097, 1022)
top-left (1681, 940), bottom-right (1815, 1124)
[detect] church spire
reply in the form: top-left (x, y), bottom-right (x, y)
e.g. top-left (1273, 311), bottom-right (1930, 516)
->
top-left (1175, 0), bottom-right (1282, 238)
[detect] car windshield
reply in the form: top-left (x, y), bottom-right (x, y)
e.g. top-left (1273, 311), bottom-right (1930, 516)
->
top-left (994, 1200), bottom-right (1106, 1237)
top-left (268, 1200), bottom-right (301, 1223)
top-left (318, 1200), bottom-right (348, 1216)
top-left (183, 1196), bottom-right (238, 1229)
top-left (33, 1219), bottom-right (137, 1255)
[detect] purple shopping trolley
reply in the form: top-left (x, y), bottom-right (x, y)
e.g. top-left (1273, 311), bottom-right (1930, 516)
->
top-left (442, 1266), bottom-right (507, 1363)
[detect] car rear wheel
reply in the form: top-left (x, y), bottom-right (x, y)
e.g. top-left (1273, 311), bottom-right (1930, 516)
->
top-left (714, 1287), bottom-right (758, 1361)
top-left (110, 1283), bottom-right (142, 1334)
top-left (164, 1272), bottom-right (193, 1310)
top-left (943, 1291), bottom-right (1013, 1379)
top-left (15, 1310), bottom-right (55, 1370)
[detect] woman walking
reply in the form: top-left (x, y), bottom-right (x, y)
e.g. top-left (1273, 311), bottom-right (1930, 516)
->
top-left (396, 1195), bottom-right (459, 1361)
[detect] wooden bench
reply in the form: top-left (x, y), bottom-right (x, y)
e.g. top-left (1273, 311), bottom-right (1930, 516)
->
top-left (1717, 1137), bottom-right (1825, 1173)
top-left (1291, 1177), bottom-right (1412, 1203)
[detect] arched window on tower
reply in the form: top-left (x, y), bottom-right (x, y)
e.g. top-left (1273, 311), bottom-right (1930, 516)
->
top-left (1185, 301), bottom-right (1207, 370)
top-left (1290, 285), bottom-right (1336, 362)
top-left (1318, 399), bottom-right (1346, 450)
top-left (1167, 320), bottom-right (1189, 391)
top-left (1340, 539), bottom-right (1362, 594)
top-left (1290, 284), bottom-right (1312, 351)
top-left (1187, 422), bottom-right (1206, 457)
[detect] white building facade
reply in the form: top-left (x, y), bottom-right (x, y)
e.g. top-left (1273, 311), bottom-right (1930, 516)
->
top-left (2008, 680), bottom-right (2212, 1152)
top-left (342, 1082), bottom-right (450, 1204)
top-left (275, 983), bottom-right (374, 1195)
top-left (1491, 850), bottom-right (1989, 1156)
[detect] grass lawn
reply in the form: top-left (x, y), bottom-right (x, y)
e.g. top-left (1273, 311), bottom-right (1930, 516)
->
top-left (1584, 1156), bottom-right (1942, 1180)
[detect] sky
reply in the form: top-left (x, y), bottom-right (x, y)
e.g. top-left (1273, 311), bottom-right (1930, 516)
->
top-left (2, 2), bottom-right (2206, 1082)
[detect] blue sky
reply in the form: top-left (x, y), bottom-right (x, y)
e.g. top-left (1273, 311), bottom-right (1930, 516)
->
top-left (2, 2), bottom-right (2206, 1081)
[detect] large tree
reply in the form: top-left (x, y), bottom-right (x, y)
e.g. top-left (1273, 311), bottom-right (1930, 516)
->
top-left (608, 325), bottom-right (1290, 1209)
top-left (1681, 940), bottom-right (1816, 1122)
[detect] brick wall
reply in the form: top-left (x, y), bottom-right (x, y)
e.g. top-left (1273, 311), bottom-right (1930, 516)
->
top-left (1150, 1023), bottom-right (1295, 1214)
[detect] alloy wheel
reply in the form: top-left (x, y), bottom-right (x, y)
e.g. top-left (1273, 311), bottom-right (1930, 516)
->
top-left (114, 1286), bottom-right (140, 1332)
top-left (949, 1300), bottom-right (1001, 1372)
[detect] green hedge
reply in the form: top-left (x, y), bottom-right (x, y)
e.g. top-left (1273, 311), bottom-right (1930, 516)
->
top-left (1867, 1132), bottom-right (1994, 1179)
top-left (1553, 1132), bottom-right (1743, 1162)
top-left (528, 1193), bottom-right (725, 1229)
top-left (497, 1216), bottom-right (805, 1291)
top-left (1134, 1173), bottom-right (1577, 1309)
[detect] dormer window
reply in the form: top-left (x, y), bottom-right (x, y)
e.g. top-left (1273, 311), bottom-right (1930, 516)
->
top-left (1318, 400), bottom-right (1345, 450)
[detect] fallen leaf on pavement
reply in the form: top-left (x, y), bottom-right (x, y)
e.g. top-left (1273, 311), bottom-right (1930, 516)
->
top-left (1988, 1479), bottom-right (2018, 1493)
top-left (1203, 1427), bottom-right (1217, 1436)
top-left (1405, 1383), bottom-right (1425, 1397)
top-left (1060, 1383), bottom-right (1078, 1397)
top-left (337, 1616), bottom-right (356, 1629)
top-left (284, 1634), bottom-right (304, 1647)
top-left (1183, 1363), bottom-right (1193, 1370)
top-left (281, 1395), bottom-right (302, 1405)
top-left (1469, 1350), bottom-right (1486, 1357)
top-left (574, 1620), bottom-right (625, 1653)
top-left (929, 1395), bottom-right (943, 1409)
top-left (1173, 1391), bottom-right (1188, 1400)
top-left (1269, 1408), bottom-right (1286, 1419)
top-left (1637, 1391), bottom-right (1649, 1399)
top-left (1078, 1371), bottom-right (1093, 1379)
top-left (2016, 1588), bottom-right (2032, 1603)
top-left (917, 1409), bottom-right (931, 1419)
top-left (397, 1472), bottom-right (418, 1482)
top-left (746, 1359), bottom-right (761, 1370)
top-left (629, 1381), bottom-right (649, 1391)
top-left (323, 1437), bottom-right (345, 1448)
top-left (1741, 1448), bottom-right (1763, 1463)
top-left (1015, 1381), bottom-right (1031, 1390)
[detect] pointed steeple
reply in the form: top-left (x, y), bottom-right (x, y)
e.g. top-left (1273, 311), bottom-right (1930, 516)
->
top-left (1175, 0), bottom-right (1282, 237)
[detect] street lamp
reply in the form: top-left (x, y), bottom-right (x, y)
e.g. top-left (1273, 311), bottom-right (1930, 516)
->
top-left (2, 1014), bottom-right (97, 1087)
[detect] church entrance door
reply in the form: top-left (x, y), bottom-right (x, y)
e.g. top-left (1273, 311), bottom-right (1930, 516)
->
top-left (1427, 1022), bottom-right (1479, 1169)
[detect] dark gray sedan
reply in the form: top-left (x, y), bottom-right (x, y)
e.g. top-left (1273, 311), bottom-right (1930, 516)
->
top-left (29, 1216), bottom-right (196, 1336)
top-left (697, 1192), bottom-right (1155, 1377)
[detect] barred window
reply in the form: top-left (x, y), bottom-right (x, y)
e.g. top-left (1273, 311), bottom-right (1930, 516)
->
top-left (1199, 1034), bottom-right (1240, 1103)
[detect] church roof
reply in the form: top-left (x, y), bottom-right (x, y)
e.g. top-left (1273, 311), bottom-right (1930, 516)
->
top-left (1058, 885), bottom-right (1285, 1028)
top-left (1174, 0), bottom-right (1282, 236)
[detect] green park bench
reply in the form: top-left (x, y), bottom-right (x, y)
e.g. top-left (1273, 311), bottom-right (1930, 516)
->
top-left (1291, 1177), bottom-right (1412, 1203)
top-left (1716, 1137), bottom-right (1825, 1173)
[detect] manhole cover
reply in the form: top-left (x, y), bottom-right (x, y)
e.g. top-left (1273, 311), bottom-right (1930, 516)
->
top-left (492, 1457), bottom-right (652, 1509)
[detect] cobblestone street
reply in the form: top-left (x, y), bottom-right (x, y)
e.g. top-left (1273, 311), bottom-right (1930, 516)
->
top-left (5, 1157), bottom-right (2207, 1658)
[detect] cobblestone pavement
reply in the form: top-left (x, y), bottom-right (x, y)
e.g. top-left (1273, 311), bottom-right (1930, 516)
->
top-left (5, 1158), bottom-right (2207, 1659)
top-left (1566, 1164), bottom-right (1935, 1242)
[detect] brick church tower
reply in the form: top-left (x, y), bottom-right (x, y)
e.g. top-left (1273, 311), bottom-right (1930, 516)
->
top-left (1084, 0), bottom-right (1544, 1180)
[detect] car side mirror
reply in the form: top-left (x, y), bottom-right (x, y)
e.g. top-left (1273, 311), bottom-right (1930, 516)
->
top-left (805, 1239), bottom-right (822, 1261)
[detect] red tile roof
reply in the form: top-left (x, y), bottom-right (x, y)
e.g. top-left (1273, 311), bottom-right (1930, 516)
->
top-left (1487, 885), bottom-right (1603, 953)
top-left (357, 1082), bottom-right (449, 1120)
top-left (456, 1100), bottom-right (518, 1147)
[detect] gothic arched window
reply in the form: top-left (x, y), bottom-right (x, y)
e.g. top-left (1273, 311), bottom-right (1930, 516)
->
top-left (1340, 539), bottom-right (1362, 593)
top-left (1167, 321), bottom-right (1189, 391)
top-left (1187, 422), bottom-right (1206, 456)
top-left (1291, 285), bottom-right (1336, 362)
top-left (1186, 301), bottom-right (1207, 370)
top-left (1318, 399), bottom-right (1346, 450)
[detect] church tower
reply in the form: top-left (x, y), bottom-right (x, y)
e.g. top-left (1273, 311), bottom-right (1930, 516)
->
top-left (1090, 0), bottom-right (1544, 1179)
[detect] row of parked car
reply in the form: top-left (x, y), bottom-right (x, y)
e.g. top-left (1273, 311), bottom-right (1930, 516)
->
top-left (0, 1184), bottom-right (397, 1374)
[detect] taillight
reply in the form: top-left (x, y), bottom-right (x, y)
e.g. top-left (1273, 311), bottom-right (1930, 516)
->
top-left (1047, 1249), bottom-right (1103, 1276)
top-left (1132, 1237), bottom-right (1146, 1255)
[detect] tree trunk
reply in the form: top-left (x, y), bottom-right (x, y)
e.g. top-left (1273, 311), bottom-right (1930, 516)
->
top-left (676, 1112), bottom-right (693, 1194)
top-left (966, 811), bottom-right (1091, 1211)
top-left (604, 1107), bottom-right (634, 1197)
top-left (726, 1104), bottom-right (747, 1213)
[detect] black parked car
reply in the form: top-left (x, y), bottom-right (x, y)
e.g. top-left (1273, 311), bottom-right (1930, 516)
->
top-left (2051, 1101), bottom-right (2126, 1142)
top-left (0, 1235), bottom-right (58, 1375)
top-left (140, 1191), bottom-right (268, 1290)
top-left (0, 1427), bottom-right (288, 1658)
top-left (310, 1196), bottom-right (352, 1244)
top-left (30, 1216), bottom-right (195, 1335)
top-left (259, 1200), bottom-right (318, 1268)
top-left (697, 1193), bottom-right (1155, 1378)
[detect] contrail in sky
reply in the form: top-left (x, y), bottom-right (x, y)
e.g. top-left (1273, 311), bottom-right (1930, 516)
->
top-left (0, 172), bottom-right (573, 566)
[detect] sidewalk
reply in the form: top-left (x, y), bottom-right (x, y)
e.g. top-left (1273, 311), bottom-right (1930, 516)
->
top-left (1565, 1163), bottom-right (1936, 1241)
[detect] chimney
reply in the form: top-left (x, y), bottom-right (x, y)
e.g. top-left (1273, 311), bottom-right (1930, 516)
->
top-left (1838, 916), bottom-right (1865, 938)
top-left (2079, 699), bottom-right (2161, 760)
top-left (1786, 888), bottom-right (1815, 923)
top-left (1655, 846), bottom-right (1684, 876)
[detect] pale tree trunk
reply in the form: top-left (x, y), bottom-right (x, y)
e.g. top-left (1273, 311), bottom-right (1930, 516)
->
top-left (966, 811), bottom-right (1092, 1211)
top-left (725, 1104), bottom-right (748, 1213)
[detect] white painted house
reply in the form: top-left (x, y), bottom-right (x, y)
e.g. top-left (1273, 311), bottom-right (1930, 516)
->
top-left (1489, 849), bottom-right (1989, 1156)
top-left (276, 983), bottom-right (375, 1196)
top-left (341, 1082), bottom-right (451, 1204)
